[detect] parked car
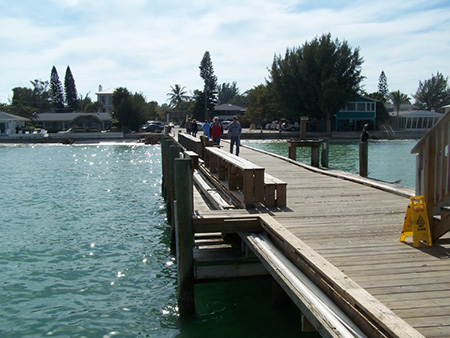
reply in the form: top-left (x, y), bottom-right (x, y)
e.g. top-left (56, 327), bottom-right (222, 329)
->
top-left (265, 121), bottom-right (280, 130)
top-left (142, 121), bottom-right (164, 133)
top-left (282, 121), bottom-right (300, 131)
top-left (221, 120), bottom-right (232, 130)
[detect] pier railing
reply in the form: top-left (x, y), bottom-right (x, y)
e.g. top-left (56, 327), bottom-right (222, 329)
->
top-left (411, 110), bottom-right (450, 239)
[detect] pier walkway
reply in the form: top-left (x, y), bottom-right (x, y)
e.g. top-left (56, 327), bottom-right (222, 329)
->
top-left (165, 131), bottom-right (450, 337)
top-left (196, 139), bottom-right (450, 338)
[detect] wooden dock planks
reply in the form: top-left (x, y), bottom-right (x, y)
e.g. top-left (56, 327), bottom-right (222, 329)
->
top-left (225, 140), bottom-right (450, 338)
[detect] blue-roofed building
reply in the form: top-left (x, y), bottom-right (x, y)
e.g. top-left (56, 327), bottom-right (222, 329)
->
top-left (335, 96), bottom-right (377, 131)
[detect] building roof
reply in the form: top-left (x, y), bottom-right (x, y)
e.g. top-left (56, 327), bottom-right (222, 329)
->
top-left (36, 112), bottom-right (112, 122)
top-left (389, 110), bottom-right (444, 118)
top-left (96, 88), bottom-right (116, 95)
top-left (214, 103), bottom-right (246, 112)
top-left (0, 111), bottom-right (30, 122)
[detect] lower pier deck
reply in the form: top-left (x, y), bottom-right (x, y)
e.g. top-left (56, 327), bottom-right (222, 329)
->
top-left (191, 140), bottom-right (450, 338)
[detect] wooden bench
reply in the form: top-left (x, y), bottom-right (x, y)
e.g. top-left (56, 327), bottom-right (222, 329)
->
top-left (178, 132), bottom-right (203, 156)
top-left (205, 147), bottom-right (265, 206)
top-left (264, 173), bottom-right (287, 208)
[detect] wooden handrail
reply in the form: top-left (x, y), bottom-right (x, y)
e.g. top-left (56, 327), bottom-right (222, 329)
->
top-left (411, 110), bottom-right (449, 239)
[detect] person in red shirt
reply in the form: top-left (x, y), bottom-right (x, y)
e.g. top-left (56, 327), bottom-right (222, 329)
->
top-left (210, 116), bottom-right (223, 145)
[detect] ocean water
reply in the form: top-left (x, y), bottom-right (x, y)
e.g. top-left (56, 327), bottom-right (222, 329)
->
top-left (0, 143), bottom-right (315, 338)
top-left (242, 139), bottom-right (418, 189)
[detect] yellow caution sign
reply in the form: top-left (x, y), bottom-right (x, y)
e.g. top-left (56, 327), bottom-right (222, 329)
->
top-left (400, 196), bottom-right (432, 247)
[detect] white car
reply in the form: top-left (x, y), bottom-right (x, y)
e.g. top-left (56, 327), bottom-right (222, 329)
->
top-left (221, 121), bottom-right (232, 130)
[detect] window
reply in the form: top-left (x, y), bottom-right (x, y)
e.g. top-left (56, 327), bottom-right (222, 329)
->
top-left (346, 102), bottom-right (356, 111)
top-left (357, 103), bottom-right (366, 111)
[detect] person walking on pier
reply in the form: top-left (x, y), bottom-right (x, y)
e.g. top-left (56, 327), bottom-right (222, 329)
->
top-left (228, 115), bottom-right (242, 156)
top-left (210, 117), bottom-right (223, 145)
top-left (202, 120), bottom-right (210, 139)
top-left (191, 119), bottom-right (198, 137)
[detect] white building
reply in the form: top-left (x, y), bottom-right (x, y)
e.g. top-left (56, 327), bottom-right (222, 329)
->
top-left (96, 85), bottom-right (115, 114)
top-left (391, 110), bottom-right (443, 130)
top-left (0, 111), bottom-right (29, 134)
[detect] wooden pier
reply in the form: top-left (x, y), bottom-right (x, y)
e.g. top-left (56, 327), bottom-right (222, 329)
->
top-left (162, 125), bottom-right (450, 337)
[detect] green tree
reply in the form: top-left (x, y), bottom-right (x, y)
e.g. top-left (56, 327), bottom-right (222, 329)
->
top-left (166, 84), bottom-right (189, 109)
top-left (245, 84), bottom-right (278, 124)
top-left (230, 91), bottom-right (248, 107)
top-left (50, 66), bottom-right (64, 111)
top-left (189, 89), bottom-right (207, 121)
top-left (111, 88), bottom-right (148, 131)
top-left (218, 82), bottom-right (239, 104)
top-left (366, 92), bottom-right (390, 125)
top-left (64, 66), bottom-right (78, 111)
top-left (199, 51), bottom-right (218, 121)
top-left (12, 87), bottom-right (34, 107)
top-left (390, 90), bottom-right (410, 129)
top-left (77, 92), bottom-right (92, 112)
top-left (413, 72), bottom-right (450, 111)
top-left (377, 71), bottom-right (389, 102)
top-left (30, 79), bottom-right (51, 112)
top-left (85, 101), bottom-right (103, 113)
top-left (269, 33), bottom-right (364, 131)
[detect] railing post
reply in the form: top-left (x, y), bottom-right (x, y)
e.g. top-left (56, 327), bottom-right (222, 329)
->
top-left (174, 158), bottom-right (195, 317)
top-left (359, 141), bottom-right (368, 177)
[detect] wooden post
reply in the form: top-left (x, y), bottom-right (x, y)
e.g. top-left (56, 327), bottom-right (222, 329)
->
top-left (169, 144), bottom-right (181, 251)
top-left (174, 158), bottom-right (195, 317)
top-left (359, 141), bottom-right (368, 177)
top-left (300, 116), bottom-right (308, 139)
top-left (321, 139), bottom-right (329, 168)
top-left (160, 135), bottom-right (172, 202)
top-left (288, 142), bottom-right (297, 160)
top-left (311, 145), bottom-right (320, 167)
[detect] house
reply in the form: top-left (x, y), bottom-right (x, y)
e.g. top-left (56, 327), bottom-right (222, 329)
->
top-left (391, 110), bottom-right (443, 130)
top-left (36, 112), bottom-right (112, 131)
top-left (0, 111), bottom-right (29, 134)
top-left (334, 96), bottom-right (377, 131)
top-left (96, 85), bottom-right (115, 114)
top-left (213, 103), bottom-right (246, 121)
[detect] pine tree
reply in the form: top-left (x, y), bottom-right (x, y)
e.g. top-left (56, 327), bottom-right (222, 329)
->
top-left (199, 51), bottom-right (218, 121)
top-left (377, 71), bottom-right (389, 102)
top-left (50, 66), bottom-right (64, 111)
top-left (64, 66), bottom-right (78, 111)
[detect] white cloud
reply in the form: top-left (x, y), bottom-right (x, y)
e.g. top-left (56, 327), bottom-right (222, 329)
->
top-left (0, 0), bottom-right (449, 105)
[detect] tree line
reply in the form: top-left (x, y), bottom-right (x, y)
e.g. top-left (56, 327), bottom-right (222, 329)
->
top-left (1, 32), bottom-right (449, 132)
top-left (167, 34), bottom-right (450, 131)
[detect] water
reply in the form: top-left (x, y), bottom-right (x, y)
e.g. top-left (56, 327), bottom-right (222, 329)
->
top-left (0, 143), bottom-right (315, 338)
top-left (242, 139), bottom-right (418, 189)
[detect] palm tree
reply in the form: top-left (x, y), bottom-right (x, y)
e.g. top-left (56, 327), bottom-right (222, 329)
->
top-left (389, 90), bottom-right (410, 130)
top-left (166, 84), bottom-right (189, 109)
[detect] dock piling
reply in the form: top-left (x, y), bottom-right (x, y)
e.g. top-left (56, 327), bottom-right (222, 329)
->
top-left (359, 141), bottom-right (368, 177)
top-left (174, 158), bottom-right (195, 317)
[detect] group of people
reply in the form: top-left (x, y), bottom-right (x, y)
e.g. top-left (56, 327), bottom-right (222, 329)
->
top-left (187, 116), bottom-right (242, 156)
top-left (185, 118), bottom-right (198, 137)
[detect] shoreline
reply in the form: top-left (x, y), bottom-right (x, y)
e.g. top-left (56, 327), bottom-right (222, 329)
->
top-left (0, 128), bottom-right (425, 144)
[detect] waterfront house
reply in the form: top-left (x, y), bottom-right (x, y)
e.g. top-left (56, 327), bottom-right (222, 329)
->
top-left (0, 111), bottom-right (29, 134)
top-left (96, 86), bottom-right (115, 114)
top-left (36, 112), bottom-right (112, 132)
top-left (335, 96), bottom-right (377, 131)
top-left (392, 110), bottom-right (443, 130)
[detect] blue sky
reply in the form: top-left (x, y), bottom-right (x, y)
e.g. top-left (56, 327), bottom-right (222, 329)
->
top-left (0, 0), bottom-right (449, 106)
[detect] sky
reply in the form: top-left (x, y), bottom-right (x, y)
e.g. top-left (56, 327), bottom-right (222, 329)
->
top-left (0, 0), bottom-right (449, 106)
